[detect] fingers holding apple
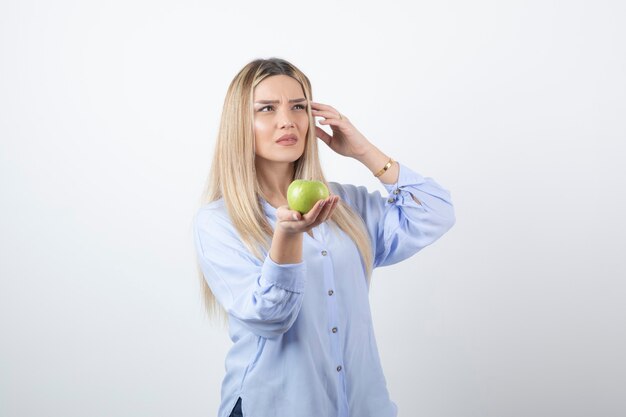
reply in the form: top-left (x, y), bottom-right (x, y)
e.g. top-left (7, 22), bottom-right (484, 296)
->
top-left (275, 194), bottom-right (340, 235)
top-left (308, 195), bottom-right (339, 227)
top-left (276, 197), bottom-right (327, 223)
top-left (274, 179), bottom-right (341, 235)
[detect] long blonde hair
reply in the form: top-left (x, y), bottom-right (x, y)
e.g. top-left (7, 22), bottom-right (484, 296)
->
top-left (197, 58), bottom-right (373, 323)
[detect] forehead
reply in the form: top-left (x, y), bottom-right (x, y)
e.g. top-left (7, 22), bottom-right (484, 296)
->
top-left (254, 75), bottom-right (304, 99)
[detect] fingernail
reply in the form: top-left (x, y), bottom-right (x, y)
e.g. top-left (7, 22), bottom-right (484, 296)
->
top-left (292, 213), bottom-right (299, 220)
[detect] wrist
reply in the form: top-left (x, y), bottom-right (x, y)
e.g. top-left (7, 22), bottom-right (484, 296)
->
top-left (271, 225), bottom-right (304, 264)
top-left (354, 146), bottom-right (400, 184)
top-left (356, 146), bottom-right (388, 170)
top-left (352, 143), bottom-right (379, 163)
top-left (274, 223), bottom-right (304, 238)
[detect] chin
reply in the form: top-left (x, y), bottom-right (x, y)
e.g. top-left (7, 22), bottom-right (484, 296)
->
top-left (256, 154), bottom-right (303, 164)
top-left (278, 145), bottom-right (305, 161)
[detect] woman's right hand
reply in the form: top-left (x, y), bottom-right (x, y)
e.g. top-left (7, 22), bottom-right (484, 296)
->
top-left (275, 195), bottom-right (340, 235)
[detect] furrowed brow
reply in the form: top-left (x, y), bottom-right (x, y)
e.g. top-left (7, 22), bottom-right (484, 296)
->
top-left (254, 98), bottom-right (307, 104)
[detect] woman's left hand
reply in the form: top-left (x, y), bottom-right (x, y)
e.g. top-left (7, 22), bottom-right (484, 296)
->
top-left (312, 102), bottom-right (372, 159)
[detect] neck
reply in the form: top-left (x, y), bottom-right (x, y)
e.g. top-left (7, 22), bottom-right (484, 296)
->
top-left (256, 158), bottom-right (296, 202)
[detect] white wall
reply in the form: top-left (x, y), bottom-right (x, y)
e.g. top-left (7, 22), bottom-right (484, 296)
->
top-left (1, 1), bottom-right (624, 416)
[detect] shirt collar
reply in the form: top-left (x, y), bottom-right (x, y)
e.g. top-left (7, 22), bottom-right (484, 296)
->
top-left (259, 196), bottom-right (277, 220)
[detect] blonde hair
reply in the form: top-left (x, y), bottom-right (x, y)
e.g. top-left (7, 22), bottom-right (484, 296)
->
top-left (197, 58), bottom-right (373, 324)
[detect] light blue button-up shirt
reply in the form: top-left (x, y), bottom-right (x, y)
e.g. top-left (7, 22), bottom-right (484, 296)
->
top-left (193, 161), bottom-right (456, 417)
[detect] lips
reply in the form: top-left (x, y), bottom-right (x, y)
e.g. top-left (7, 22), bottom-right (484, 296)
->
top-left (276, 134), bottom-right (298, 144)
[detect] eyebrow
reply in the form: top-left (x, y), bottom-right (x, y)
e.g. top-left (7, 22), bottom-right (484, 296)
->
top-left (254, 98), bottom-right (307, 105)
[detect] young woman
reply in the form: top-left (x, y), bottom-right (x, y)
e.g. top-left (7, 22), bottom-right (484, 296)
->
top-left (193, 58), bottom-right (456, 417)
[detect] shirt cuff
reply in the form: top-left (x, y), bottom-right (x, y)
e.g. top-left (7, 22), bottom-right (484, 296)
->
top-left (259, 253), bottom-right (307, 293)
top-left (381, 161), bottom-right (427, 206)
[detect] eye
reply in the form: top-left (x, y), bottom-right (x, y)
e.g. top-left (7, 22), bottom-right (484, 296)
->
top-left (293, 104), bottom-right (307, 110)
top-left (258, 105), bottom-right (274, 112)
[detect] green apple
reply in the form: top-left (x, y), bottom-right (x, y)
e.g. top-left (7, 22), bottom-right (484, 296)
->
top-left (287, 179), bottom-right (330, 214)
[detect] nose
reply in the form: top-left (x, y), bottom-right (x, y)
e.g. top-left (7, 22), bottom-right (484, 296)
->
top-left (276, 105), bottom-right (295, 128)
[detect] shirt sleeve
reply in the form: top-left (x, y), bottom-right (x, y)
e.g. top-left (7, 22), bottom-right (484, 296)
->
top-left (331, 161), bottom-right (456, 269)
top-left (193, 207), bottom-right (307, 338)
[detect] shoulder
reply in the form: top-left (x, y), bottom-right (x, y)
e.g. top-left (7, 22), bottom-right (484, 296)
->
top-left (193, 198), bottom-right (265, 264)
top-left (197, 198), bottom-right (226, 212)
top-left (328, 181), bottom-right (357, 199)
top-left (194, 199), bottom-right (234, 233)
top-left (328, 181), bottom-right (380, 207)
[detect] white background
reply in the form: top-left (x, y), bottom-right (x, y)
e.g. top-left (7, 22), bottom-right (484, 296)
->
top-left (1, 1), bottom-right (625, 416)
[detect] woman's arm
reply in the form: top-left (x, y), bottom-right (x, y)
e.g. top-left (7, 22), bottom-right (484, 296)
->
top-left (194, 207), bottom-right (305, 338)
top-left (313, 101), bottom-right (454, 268)
top-left (193, 196), bottom-right (340, 338)
top-left (352, 143), bottom-right (400, 186)
top-left (331, 162), bottom-right (455, 270)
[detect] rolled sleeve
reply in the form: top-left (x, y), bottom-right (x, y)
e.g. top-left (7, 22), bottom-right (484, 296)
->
top-left (260, 254), bottom-right (307, 293)
top-left (329, 161), bottom-right (456, 270)
top-left (382, 162), bottom-right (456, 222)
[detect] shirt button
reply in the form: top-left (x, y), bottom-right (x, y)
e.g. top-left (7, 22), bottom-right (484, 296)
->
top-left (321, 250), bottom-right (328, 256)
top-left (393, 188), bottom-right (401, 195)
top-left (328, 289), bottom-right (334, 296)
top-left (336, 365), bottom-right (342, 372)
top-left (387, 197), bottom-right (395, 203)
top-left (332, 327), bottom-right (338, 333)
